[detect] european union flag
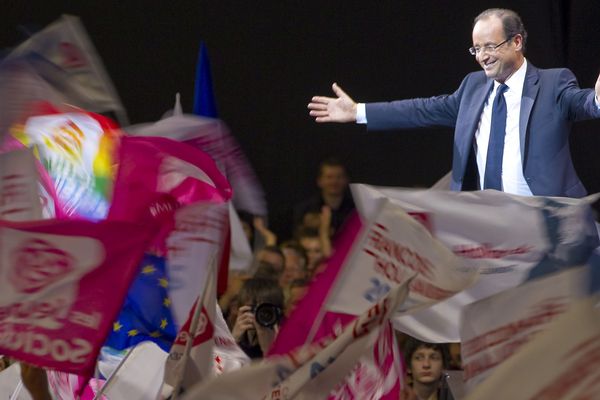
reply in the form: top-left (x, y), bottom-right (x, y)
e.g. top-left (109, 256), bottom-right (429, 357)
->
top-left (105, 254), bottom-right (177, 352)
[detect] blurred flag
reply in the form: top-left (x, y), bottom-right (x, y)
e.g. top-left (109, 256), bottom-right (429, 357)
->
top-left (127, 111), bottom-right (267, 274)
top-left (127, 108), bottom-right (267, 217)
top-left (180, 280), bottom-right (411, 400)
top-left (0, 218), bottom-right (153, 377)
top-left (9, 107), bottom-right (120, 220)
top-left (164, 261), bottom-right (217, 394)
top-left (270, 199), bottom-right (477, 399)
top-left (464, 295), bottom-right (600, 399)
top-left (193, 42), bottom-right (218, 118)
top-left (0, 15), bottom-right (128, 128)
top-left (105, 254), bottom-right (178, 352)
top-left (0, 148), bottom-right (44, 221)
top-left (460, 267), bottom-right (587, 392)
top-left (352, 183), bottom-right (599, 342)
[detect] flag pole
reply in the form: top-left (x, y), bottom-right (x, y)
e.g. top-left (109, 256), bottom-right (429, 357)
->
top-left (91, 348), bottom-right (135, 400)
top-left (170, 257), bottom-right (216, 400)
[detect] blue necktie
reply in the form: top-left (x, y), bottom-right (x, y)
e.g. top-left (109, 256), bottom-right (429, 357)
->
top-left (483, 84), bottom-right (509, 190)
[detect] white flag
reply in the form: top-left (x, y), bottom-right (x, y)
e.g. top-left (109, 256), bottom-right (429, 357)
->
top-left (461, 267), bottom-right (588, 392)
top-left (0, 15), bottom-right (128, 127)
top-left (352, 184), bottom-right (598, 342)
top-left (465, 295), bottom-right (600, 399)
top-left (0, 149), bottom-right (44, 221)
top-left (326, 198), bottom-right (478, 316)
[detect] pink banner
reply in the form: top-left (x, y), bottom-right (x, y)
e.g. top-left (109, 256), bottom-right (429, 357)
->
top-left (0, 218), bottom-right (152, 377)
top-left (108, 135), bottom-right (232, 294)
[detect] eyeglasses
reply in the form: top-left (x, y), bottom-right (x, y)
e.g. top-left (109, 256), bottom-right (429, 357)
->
top-left (468, 36), bottom-right (513, 56)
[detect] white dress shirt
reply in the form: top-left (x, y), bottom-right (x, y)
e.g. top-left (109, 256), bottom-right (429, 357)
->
top-left (475, 59), bottom-right (531, 195)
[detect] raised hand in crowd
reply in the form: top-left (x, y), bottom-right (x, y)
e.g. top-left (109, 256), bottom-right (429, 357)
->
top-left (20, 363), bottom-right (52, 400)
top-left (253, 216), bottom-right (277, 246)
top-left (308, 83), bottom-right (358, 123)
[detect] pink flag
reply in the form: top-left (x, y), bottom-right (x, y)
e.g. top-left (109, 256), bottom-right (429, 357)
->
top-left (0, 218), bottom-right (153, 377)
top-left (108, 135), bottom-right (232, 295)
top-left (269, 213), bottom-right (404, 399)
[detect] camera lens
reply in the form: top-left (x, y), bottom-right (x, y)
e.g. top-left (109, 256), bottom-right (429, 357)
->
top-left (254, 303), bottom-right (282, 328)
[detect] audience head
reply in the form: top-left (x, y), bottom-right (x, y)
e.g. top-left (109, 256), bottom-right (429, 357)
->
top-left (404, 338), bottom-right (450, 388)
top-left (255, 245), bottom-right (285, 273)
top-left (317, 157), bottom-right (349, 198)
top-left (295, 226), bottom-right (324, 274)
top-left (285, 278), bottom-right (309, 316)
top-left (279, 241), bottom-right (308, 287)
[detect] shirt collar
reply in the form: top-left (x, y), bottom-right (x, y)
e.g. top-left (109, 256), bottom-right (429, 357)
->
top-left (494, 58), bottom-right (527, 94)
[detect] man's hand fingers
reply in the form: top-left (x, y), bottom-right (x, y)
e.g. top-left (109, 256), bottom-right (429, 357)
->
top-left (332, 82), bottom-right (349, 99)
top-left (309, 110), bottom-right (329, 117)
top-left (310, 96), bottom-right (334, 104)
top-left (308, 102), bottom-right (328, 111)
top-left (315, 116), bottom-right (333, 123)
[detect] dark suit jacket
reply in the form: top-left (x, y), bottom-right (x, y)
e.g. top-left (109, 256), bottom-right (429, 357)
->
top-left (365, 63), bottom-right (600, 197)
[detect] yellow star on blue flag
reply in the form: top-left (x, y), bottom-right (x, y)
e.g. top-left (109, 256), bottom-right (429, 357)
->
top-left (105, 254), bottom-right (177, 351)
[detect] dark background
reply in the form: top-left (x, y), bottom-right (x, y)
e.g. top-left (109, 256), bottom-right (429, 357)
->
top-left (3, 1), bottom-right (600, 238)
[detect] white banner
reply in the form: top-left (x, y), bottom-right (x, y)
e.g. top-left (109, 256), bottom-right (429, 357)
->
top-left (461, 267), bottom-right (587, 392)
top-left (327, 199), bottom-right (478, 315)
top-left (465, 295), bottom-right (600, 399)
top-left (0, 149), bottom-right (43, 221)
top-left (2, 15), bottom-right (128, 125)
top-left (352, 184), bottom-right (598, 342)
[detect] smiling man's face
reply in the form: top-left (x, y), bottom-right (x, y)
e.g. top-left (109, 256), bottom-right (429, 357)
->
top-left (472, 15), bottom-right (523, 83)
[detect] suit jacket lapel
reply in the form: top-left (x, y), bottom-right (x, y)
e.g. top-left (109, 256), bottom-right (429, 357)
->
top-left (457, 78), bottom-right (494, 173)
top-left (520, 63), bottom-right (540, 169)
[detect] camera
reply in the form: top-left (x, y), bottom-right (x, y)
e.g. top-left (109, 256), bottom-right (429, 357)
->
top-left (251, 303), bottom-right (283, 328)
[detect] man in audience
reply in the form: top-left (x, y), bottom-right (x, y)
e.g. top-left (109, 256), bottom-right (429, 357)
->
top-left (293, 158), bottom-right (355, 236)
top-left (404, 338), bottom-right (454, 400)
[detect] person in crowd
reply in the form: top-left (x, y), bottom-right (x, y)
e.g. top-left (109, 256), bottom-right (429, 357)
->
top-left (285, 278), bottom-right (310, 317)
top-left (255, 245), bottom-right (285, 274)
top-left (295, 226), bottom-right (331, 277)
top-left (231, 277), bottom-right (284, 359)
top-left (308, 8), bottom-right (600, 198)
top-left (403, 338), bottom-right (454, 400)
top-left (293, 158), bottom-right (355, 235)
top-left (279, 241), bottom-right (308, 290)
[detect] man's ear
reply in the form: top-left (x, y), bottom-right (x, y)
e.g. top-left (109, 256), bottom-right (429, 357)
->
top-left (513, 34), bottom-right (524, 52)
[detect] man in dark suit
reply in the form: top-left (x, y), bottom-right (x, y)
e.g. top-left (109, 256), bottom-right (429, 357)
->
top-left (308, 8), bottom-right (600, 198)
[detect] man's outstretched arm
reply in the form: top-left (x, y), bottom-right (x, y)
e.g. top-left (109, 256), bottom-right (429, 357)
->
top-left (308, 83), bottom-right (358, 123)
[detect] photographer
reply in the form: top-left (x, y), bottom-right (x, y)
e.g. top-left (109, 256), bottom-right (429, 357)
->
top-left (231, 277), bottom-right (284, 359)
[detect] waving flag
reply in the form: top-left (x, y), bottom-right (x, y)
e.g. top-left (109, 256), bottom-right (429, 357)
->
top-left (105, 254), bottom-right (178, 352)
top-left (127, 111), bottom-right (266, 217)
top-left (193, 42), bottom-right (218, 118)
top-left (0, 148), bottom-right (44, 221)
top-left (180, 280), bottom-right (411, 400)
top-left (352, 184), bottom-right (598, 342)
top-left (0, 218), bottom-right (153, 377)
top-left (105, 134), bottom-right (232, 351)
top-left (269, 199), bottom-right (477, 399)
top-left (0, 15), bottom-right (128, 126)
top-left (465, 295), bottom-right (600, 399)
top-left (460, 267), bottom-right (587, 392)
top-left (10, 107), bottom-right (120, 220)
